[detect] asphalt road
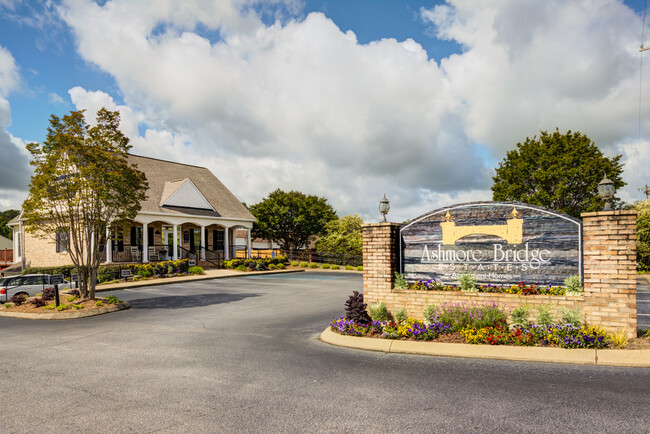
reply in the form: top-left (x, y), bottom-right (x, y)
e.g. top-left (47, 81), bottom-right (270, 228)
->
top-left (1, 272), bottom-right (649, 433)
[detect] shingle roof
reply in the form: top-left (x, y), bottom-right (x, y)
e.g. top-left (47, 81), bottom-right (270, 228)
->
top-left (128, 154), bottom-right (255, 221)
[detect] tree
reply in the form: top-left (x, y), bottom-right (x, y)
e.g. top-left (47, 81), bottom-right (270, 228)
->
top-left (22, 109), bottom-right (148, 299)
top-left (249, 189), bottom-right (337, 253)
top-left (316, 214), bottom-right (363, 257)
top-left (0, 209), bottom-right (20, 239)
top-left (492, 129), bottom-right (625, 218)
top-left (636, 200), bottom-right (650, 271)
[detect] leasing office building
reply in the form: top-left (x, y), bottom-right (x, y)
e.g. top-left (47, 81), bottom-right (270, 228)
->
top-left (9, 154), bottom-right (256, 268)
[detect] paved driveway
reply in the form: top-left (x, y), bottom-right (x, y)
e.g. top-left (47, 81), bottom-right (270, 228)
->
top-left (1, 272), bottom-right (648, 433)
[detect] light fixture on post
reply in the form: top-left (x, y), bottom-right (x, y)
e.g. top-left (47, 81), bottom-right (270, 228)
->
top-left (379, 194), bottom-right (390, 222)
top-left (597, 174), bottom-right (616, 211)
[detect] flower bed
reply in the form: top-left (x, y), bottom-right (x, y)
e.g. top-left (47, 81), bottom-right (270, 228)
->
top-left (333, 296), bottom-right (618, 349)
top-left (407, 279), bottom-right (566, 296)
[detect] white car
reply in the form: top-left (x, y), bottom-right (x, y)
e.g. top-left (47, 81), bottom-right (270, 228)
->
top-left (0, 274), bottom-right (75, 302)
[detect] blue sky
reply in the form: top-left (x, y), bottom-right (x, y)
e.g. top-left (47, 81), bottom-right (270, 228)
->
top-left (0, 0), bottom-right (649, 221)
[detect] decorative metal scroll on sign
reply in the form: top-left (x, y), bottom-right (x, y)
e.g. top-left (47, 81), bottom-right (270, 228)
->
top-left (400, 202), bottom-right (582, 286)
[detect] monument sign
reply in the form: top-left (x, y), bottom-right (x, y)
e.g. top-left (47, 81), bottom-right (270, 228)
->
top-left (400, 202), bottom-right (582, 286)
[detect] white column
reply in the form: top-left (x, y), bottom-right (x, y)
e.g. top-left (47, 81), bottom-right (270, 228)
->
top-left (200, 226), bottom-right (206, 261)
top-left (142, 223), bottom-right (149, 263)
top-left (247, 228), bottom-right (252, 259)
top-left (105, 227), bottom-right (112, 263)
top-left (224, 227), bottom-right (230, 260)
top-left (173, 224), bottom-right (178, 260)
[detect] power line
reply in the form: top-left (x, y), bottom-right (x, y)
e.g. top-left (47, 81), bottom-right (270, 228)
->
top-left (638, 0), bottom-right (648, 196)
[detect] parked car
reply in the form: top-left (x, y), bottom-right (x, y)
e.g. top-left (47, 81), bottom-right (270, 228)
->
top-left (0, 274), bottom-right (75, 302)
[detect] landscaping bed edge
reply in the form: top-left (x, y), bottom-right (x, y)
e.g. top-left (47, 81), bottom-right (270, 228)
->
top-left (319, 328), bottom-right (650, 367)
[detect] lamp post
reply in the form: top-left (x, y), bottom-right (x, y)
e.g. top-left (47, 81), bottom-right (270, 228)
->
top-left (597, 174), bottom-right (616, 211)
top-left (379, 194), bottom-right (390, 222)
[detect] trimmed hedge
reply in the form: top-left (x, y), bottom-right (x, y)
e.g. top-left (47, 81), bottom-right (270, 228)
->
top-left (223, 256), bottom-right (288, 270)
top-left (24, 259), bottom-right (192, 283)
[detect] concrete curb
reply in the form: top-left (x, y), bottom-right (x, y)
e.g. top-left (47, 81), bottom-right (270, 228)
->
top-left (95, 269), bottom-right (306, 292)
top-left (0, 302), bottom-right (130, 320)
top-left (319, 328), bottom-right (650, 368)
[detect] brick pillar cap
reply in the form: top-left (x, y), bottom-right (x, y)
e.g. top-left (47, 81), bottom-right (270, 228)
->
top-left (581, 210), bottom-right (637, 218)
top-left (362, 222), bottom-right (402, 228)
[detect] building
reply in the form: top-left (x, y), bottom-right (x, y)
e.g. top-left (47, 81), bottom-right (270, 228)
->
top-left (8, 154), bottom-right (255, 269)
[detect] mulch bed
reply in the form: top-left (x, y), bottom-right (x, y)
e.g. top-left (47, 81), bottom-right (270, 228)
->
top-left (2, 296), bottom-right (115, 314)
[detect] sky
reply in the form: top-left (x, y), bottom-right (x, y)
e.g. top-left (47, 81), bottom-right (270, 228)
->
top-left (0, 0), bottom-right (649, 223)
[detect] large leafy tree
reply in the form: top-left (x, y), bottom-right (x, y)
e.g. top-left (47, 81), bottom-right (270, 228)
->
top-left (0, 209), bottom-right (20, 239)
top-left (249, 189), bottom-right (337, 253)
top-left (22, 108), bottom-right (148, 299)
top-left (316, 214), bottom-right (363, 256)
top-left (492, 129), bottom-right (625, 218)
top-left (636, 200), bottom-right (650, 271)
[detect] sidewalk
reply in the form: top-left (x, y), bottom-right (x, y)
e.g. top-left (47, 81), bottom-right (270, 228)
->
top-left (96, 268), bottom-right (304, 292)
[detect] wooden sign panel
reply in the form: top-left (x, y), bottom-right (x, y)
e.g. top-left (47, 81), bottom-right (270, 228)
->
top-left (400, 202), bottom-right (582, 286)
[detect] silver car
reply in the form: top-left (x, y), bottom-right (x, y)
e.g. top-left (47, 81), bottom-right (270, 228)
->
top-left (0, 274), bottom-right (75, 302)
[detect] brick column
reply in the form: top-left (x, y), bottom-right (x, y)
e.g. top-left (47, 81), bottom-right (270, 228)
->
top-left (362, 222), bottom-right (400, 303)
top-left (582, 210), bottom-right (637, 336)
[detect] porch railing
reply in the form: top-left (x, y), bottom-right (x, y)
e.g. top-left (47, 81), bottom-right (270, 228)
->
top-left (0, 248), bottom-right (13, 266)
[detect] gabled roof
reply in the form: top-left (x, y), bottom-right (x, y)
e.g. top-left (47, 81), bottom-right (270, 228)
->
top-left (159, 178), bottom-right (215, 211)
top-left (128, 154), bottom-right (254, 221)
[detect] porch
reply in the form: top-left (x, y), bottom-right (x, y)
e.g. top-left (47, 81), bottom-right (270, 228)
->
top-left (100, 220), bottom-right (252, 268)
top-left (0, 248), bottom-right (13, 270)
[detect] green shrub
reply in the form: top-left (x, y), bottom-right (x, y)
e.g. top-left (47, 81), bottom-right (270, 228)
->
top-left (66, 295), bottom-right (78, 302)
top-left (356, 266), bottom-right (363, 271)
top-left (321, 264), bottom-right (330, 269)
top-left (268, 264), bottom-right (277, 270)
top-left (3, 303), bottom-right (11, 308)
top-left (141, 270), bottom-right (153, 278)
top-left (536, 305), bottom-right (554, 326)
top-left (395, 308), bottom-right (409, 323)
top-left (299, 261), bottom-right (308, 268)
top-left (105, 295), bottom-right (120, 304)
top-left (331, 264), bottom-right (340, 270)
top-left (236, 264), bottom-right (246, 271)
top-left (277, 263), bottom-right (285, 269)
top-left (188, 266), bottom-right (205, 275)
top-left (423, 305), bottom-right (436, 322)
top-left (309, 262), bottom-right (318, 268)
top-left (95, 300), bottom-right (103, 307)
top-left (459, 273), bottom-right (478, 292)
top-left (56, 304), bottom-right (69, 311)
top-left (561, 307), bottom-right (582, 326)
top-left (345, 265), bottom-right (354, 271)
top-left (291, 261), bottom-right (299, 267)
top-left (564, 275), bottom-right (583, 296)
top-left (71, 304), bottom-right (83, 310)
top-left (394, 272), bottom-right (408, 290)
top-left (23, 265), bottom-right (76, 277)
top-left (44, 304), bottom-right (55, 310)
top-left (368, 302), bottom-right (391, 322)
top-left (510, 306), bottom-right (530, 326)
top-left (255, 261), bottom-right (268, 271)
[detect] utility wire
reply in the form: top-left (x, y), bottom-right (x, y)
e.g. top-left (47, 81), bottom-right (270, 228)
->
top-left (638, 0), bottom-right (648, 197)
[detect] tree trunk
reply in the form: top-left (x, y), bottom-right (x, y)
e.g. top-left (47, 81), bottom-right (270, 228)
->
top-left (89, 267), bottom-right (97, 300)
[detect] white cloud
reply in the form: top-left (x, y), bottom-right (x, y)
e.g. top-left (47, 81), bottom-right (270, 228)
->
top-left (0, 45), bottom-right (19, 96)
top-left (48, 92), bottom-right (66, 105)
top-left (57, 0), bottom-right (650, 222)
top-left (0, 46), bottom-right (30, 202)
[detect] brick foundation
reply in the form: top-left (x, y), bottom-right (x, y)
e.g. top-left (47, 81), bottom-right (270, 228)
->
top-left (363, 210), bottom-right (638, 337)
